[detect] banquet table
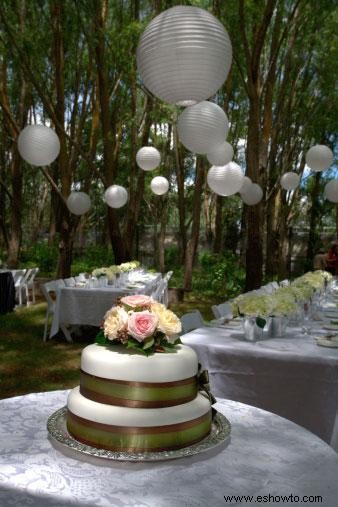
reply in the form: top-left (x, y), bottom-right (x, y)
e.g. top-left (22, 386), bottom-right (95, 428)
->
top-left (1, 390), bottom-right (338, 507)
top-left (50, 274), bottom-right (160, 338)
top-left (181, 324), bottom-right (338, 452)
top-left (0, 270), bottom-right (15, 315)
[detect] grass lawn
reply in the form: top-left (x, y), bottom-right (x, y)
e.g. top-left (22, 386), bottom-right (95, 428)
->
top-left (0, 296), bottom-right (214, 400)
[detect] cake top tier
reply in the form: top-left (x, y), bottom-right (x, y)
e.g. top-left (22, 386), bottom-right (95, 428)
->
top-left (81, 343), bottom-right (198, 382)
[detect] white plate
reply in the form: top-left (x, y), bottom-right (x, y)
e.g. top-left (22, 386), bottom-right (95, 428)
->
top-left (323, 324), bottom-right (338, 331)
top-left (315, 338), bottom-right (338, 348)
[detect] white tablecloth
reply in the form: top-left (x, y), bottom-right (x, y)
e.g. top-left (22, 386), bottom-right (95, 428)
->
top-left (182, 323), bottom-right (338, 451)
top-left (0, 390), bottom-right (338, 506)
top-left (50, 275), bottom-right (160, 337)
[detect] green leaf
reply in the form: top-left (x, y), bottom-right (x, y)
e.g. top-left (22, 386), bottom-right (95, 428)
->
top-left (95, 330), bottom-right (109, 346)
top-left (143, 338), bottom-right (155, 350)
top-left (256, 316), bottom-right (266, 329)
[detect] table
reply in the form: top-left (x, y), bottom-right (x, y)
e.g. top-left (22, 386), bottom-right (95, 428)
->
top-left (50, 275), bottom-right (160, 338)
top-left (1, 390), bottom-right (338, 506)
top-left (0, 270), bottom-right (15, 315)
top-left (181, 324), bottom-right (338, 452)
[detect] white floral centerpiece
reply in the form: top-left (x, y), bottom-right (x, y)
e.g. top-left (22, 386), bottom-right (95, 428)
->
top-left (96, 295), bottom-right (182, 355)
top-left (232, 294), bottom-right (274, 329)
top-left (92, 267), bottom-right (116, 281)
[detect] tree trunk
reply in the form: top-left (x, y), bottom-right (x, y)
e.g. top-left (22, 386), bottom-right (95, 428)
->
top-left (213, 195), bottom-right (223, 253)
top-left (183, 157), bottom-right (205, 292)
top-left (306, 172), bottom-right (321, 271)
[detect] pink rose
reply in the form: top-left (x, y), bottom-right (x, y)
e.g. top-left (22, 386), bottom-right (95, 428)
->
top-left (127, 311), bottom-right (159, 342)
top-left (121, 295), bottom-right (153, 308)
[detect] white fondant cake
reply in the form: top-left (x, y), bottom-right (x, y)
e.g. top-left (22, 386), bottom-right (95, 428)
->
top-left (81, 343), bottom-right (198, 381)
top-left (68, 387), bottom-right (210, 427)
top-left (67, 343), bottom-right (212, 452)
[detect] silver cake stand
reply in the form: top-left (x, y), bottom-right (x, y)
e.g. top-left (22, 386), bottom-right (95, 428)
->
top-left (47, 406), bottom-right (231, 462)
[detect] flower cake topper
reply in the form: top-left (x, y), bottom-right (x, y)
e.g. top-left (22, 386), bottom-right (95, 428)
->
top-left (96, 295), bottom-right (182, 355)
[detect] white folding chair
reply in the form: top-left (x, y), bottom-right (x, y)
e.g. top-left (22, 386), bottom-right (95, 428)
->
top-left (75, 273), bottom-right (87, 283)
top-left (41, 279), bottom-right (72, 342)
top-left (25, 267), bottom-right (39, 304)
top-left (151, 278), bottom-right (166, 303)
top-left (211, 302), bottom-right (233, 320)
top-left (181, 310), bottom-right (204, 333)
top-left (11, 269), bottom-right (29, 306)
top-left (64, 277), bottom-right (76, 287)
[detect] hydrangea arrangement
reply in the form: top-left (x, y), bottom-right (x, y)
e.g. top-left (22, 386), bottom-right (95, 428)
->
top-left (92, 260), bottom-right (141, 280)
top-left (119, 261), bottom-right (140, 272)
top-left (96, 295), bottom-right (182, 356)
top-left (92, 267), bottom-right (117, 281)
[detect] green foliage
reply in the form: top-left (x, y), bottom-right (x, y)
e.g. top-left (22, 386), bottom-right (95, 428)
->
top-left (71, 246), bottom-right (114, 275)
top-left (20, 241), bottom-right (58, 275)
top-left (195, 251), bottom-right (245, 300)
top-left (166, 249), bottom-right (245, 301)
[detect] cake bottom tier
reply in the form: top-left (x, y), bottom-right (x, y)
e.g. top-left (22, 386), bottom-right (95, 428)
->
top-left (67, 387), bottom-right (212, 452)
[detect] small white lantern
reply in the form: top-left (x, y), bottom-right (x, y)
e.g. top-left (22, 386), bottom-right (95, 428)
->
top-left (239, 176), bottom-right (252, 194)
top-left (177, 101), bottom-right (229, 154)
top-left (136, 147), bottom-right (161, 171)
top-left (17, 125), bottom-right (60, 166)
top-left (306, 145), bottom-right (334, 172)
top-left (150, 176), bottom-right (169, 195)
top-left (207, 162), bottom-right (244, 196)
top-left (66, 192), bottom-right (91, 216)
top-left (104, 185), bottom-right (128, 208)
top-left (137, 6), bottom-right (232, 106)
top-left (241, 183), bottom-right (263, 205)
top-left (280, 172), bottom-right (300, 190)
top-left (324, 180), bottom-right (338, 203)
top-left (207, 141), bottom-right (233, 166)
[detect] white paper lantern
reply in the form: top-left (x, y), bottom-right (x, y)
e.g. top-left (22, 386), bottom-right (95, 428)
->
top-left (66, 192), bottom-right (91, 216)
top-left (177, 101), bottom-right (229, 154)
top-left (150, 176), bottom-right (169, 195)
top-left (324, 180), bottom-right (338, 203)
top-left (17, 125), bottom-right (60, 166)
top-left (136, 147), bottom-right (161, 171)
top-left (239, 176), bottom-right (252, 194)
top-left (207, 141), bottom-right (233, 166)
top-left (306, 145), bottom-right (334, 172)
top-left (207, 162), bottom-right (244, 196)
top-left (104, 185), bottom-right (128, 208)
top-left (241, 183), bottom-right (263, 205)
top-left (137, 6), bottom-right (232, 106)
top-left (280, 172), bottom-right (300, 190)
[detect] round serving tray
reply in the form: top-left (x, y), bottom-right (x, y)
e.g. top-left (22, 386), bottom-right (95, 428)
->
top-left (47, 406), bottom-right (231, 462)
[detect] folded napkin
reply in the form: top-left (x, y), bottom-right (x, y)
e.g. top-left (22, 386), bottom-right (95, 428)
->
top-left (314, 334), bottom-right (338, 348)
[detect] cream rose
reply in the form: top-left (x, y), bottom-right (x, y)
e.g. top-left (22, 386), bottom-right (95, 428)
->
top-left (103, 306), bottom-right (128, 340)
top-left (127, 310), bottom-right (159, 342)
top-left (151, 305), bottom-right (182, 337)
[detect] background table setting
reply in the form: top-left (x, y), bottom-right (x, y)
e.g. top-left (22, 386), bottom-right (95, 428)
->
top-left (49, 271), bottom-right (161, 338)
top-left (182, 272), bottom-right (338, 452)
top-left (1, 390), bottom-right (338, 507)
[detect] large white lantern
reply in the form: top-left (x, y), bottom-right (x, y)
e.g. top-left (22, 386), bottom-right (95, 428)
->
top-left (280, 172), bottom-right (300, 190)
top-left (239, 176), bottom-right (252, 195)
top-left (177, 101), bottom-right (229, 154)
top-left (66, 192), bottom-right (91, 216)
top-left (324, 180), bottom-right (338, 203)
top-left (137, 5), bottom-right (232, 106)
top-left (136, 147), bottom-right (161, 171)
top-left (207, 162), bottom-right (244, 196)
top-left (104, 185), bottom-right (128, 208)
top-left (150, 176), bottom-right (169, 195)
top-left (241, 183), bottom-right (263, 205)
top-left (17, 125), bottom-right (60, 166)
top-left (207, 141), bottom-right (233, 166)
top-left (306, 145), bottom-right (334, 172)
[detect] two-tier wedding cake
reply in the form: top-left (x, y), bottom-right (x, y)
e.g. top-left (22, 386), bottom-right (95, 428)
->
top-left (66, 295), bottom-right (213, 452)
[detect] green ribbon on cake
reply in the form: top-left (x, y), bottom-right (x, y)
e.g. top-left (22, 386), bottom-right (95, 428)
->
top-left (80, 370), bottom-right (198, 408)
